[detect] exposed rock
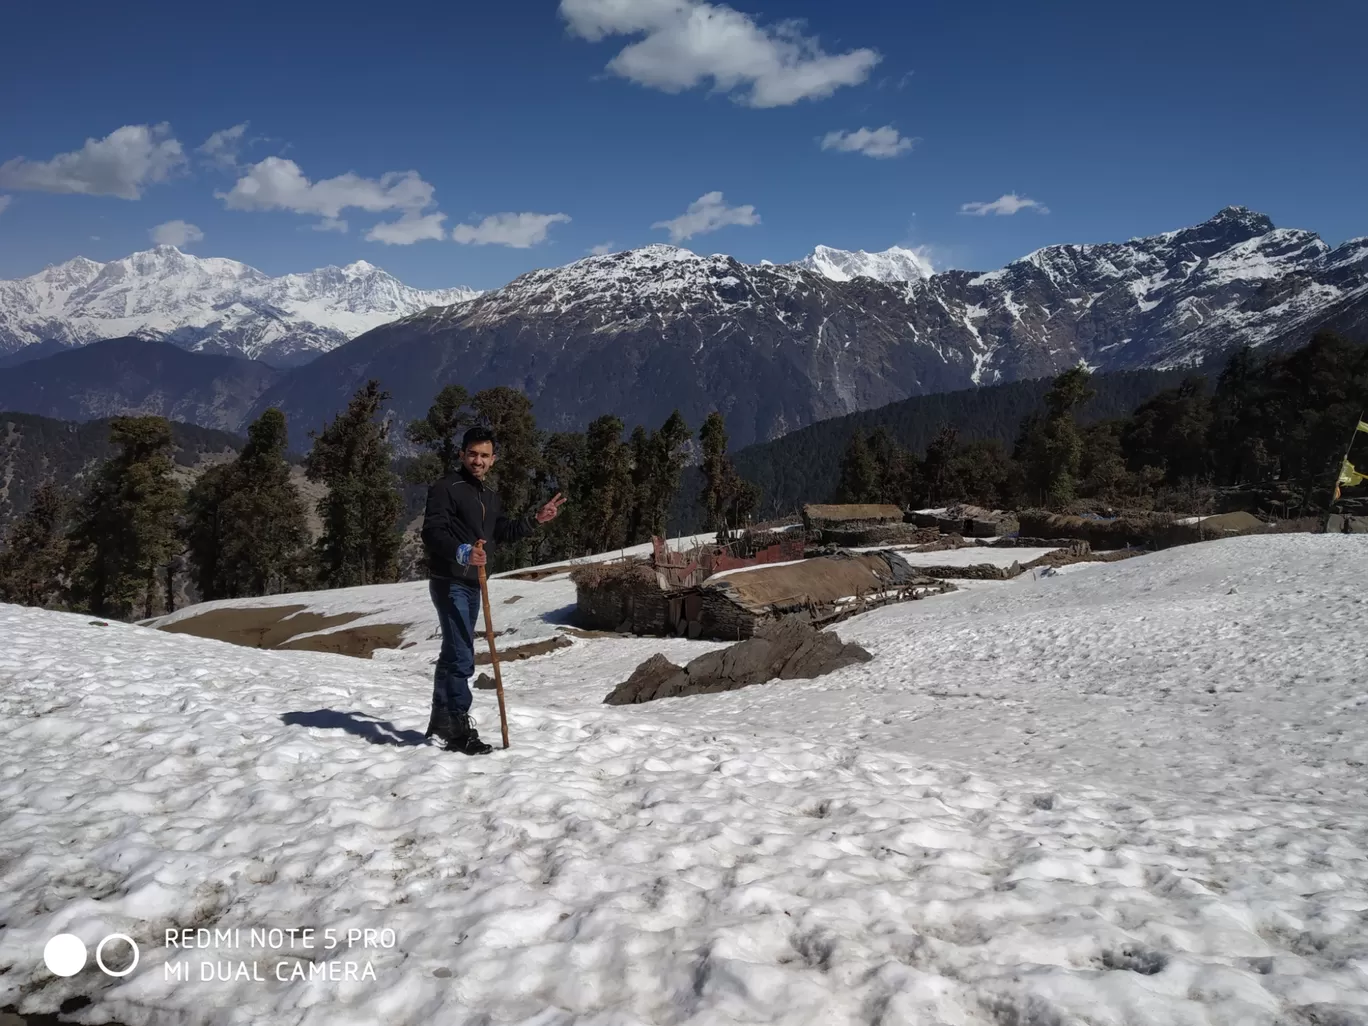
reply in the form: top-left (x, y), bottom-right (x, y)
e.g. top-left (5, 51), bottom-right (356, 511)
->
top-left (914, 562), bottom-right (1022, 581)
top-left (1018, 509), bottom-right (1174, 549)
top-left (604, 653), bottom-right (690, 704)
top-left (802, 503), bottom-right (905, 533)
top-left (603, 620), bottom-right (872, 705)
top-left (819, 523), bottom-right (937, 547)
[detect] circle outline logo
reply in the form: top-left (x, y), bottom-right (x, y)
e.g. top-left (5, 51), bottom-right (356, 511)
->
top-left (95, 934), bottom-right (140, 977)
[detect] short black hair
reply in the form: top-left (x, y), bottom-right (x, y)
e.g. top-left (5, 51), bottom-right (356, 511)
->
top-left (462, 425), bottom-right (496, 451)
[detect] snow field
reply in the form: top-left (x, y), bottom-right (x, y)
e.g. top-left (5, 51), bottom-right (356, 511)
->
top-left (1, 535), bottom-right (1366, 1025)
top-left (848, 546), bottom-right (1063, 568)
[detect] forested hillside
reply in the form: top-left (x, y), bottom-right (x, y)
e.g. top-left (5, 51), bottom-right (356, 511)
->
top-left (0, 412), bottom-right (243, 531)
top-left (665, 365), bottom-right (1202, 526)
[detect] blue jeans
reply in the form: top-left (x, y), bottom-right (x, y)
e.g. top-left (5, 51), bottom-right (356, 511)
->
top-left (429, 578), bottom-right (482, 715)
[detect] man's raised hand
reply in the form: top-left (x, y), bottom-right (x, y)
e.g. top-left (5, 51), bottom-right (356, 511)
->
top-left (536, 493), bottom-right (567, 524)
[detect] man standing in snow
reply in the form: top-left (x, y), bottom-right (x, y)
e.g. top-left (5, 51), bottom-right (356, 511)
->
top-left (421, 425), bottom-right (565, 755)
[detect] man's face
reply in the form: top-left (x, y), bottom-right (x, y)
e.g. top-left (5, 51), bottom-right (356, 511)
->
top-left (461, 441), bottom-right (497, 480)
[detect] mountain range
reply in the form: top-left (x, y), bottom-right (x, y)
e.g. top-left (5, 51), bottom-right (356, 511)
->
top-left (0, 246), bottom-right (481, 367)
top-left (0, 337), bottom-right (280, 431)
top-left (1, 207), bottom-right (1364, 449)
top-left (247, 207), bottom-right (1368, 447)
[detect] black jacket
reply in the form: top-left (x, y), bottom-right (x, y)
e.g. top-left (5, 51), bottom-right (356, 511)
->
top-left (422, 468), bottom-right (536, 583)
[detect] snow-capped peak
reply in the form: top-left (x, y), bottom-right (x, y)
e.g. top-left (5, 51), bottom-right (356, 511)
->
top-left (793, 244), bottom-right (934, 283)
top-left (1209, 204), bottom-right (1276, 234)
top-left (617, 243), bottom-right (700, 264)
top-left (0, 249), bottom-right (482, 366)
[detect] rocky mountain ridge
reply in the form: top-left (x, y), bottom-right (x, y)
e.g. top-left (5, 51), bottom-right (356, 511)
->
top-left (248, 207), bottom-right (1368, 447)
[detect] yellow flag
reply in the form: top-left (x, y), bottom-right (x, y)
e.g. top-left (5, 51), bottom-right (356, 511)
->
top-left (1359, 421), bottom-right (1368, 434)
top-left (1340, 460), bottom-right (1367, 487)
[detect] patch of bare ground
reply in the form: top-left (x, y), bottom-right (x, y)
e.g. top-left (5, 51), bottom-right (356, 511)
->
top-left (157, 606), bottom-right (408, 659)
top-left (478, 635), bottom-right (573, 664)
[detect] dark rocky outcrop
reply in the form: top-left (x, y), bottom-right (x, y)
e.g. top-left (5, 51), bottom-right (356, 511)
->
top-left (603, 620), bottom-right (872, 705)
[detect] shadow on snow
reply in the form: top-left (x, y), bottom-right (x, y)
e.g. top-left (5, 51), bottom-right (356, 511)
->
top-left (280, 709), bottom-right (428, 747)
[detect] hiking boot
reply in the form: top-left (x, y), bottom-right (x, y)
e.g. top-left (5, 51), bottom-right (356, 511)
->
top-left (424, 701), bottom-right (454, 745)
top-left (446, 711), bottom-right (493, 756)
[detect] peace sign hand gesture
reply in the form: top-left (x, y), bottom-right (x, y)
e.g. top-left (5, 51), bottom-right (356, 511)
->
top-left (536, 493), bottom-right (567, 524)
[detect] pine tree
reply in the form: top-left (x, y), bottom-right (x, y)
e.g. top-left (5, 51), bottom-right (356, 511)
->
top-left (947, 439), bottom-right (1015, 508)
top-left (0, 481), bottom-right (71, 608)
top-left (834, 431), bottom-right (879, 502)
top-left (184, 408), bottom-right (310, 600)
top-left (1018, 367), bottom-right (1095, 507)
top-left (697, 411), bottom-right (760, 537)
top-left (472, 386), bottom-right (540, 514)
top-left (866, 427), bottom-right (913, 505)
top-left (1122, 377), bottom-right (1213, 484)
top-left (646, 410), bottom-right (690, 539)
top-left (699, 411), bottom-right (731, 532)
top-left (1209, 346), bottom-right (1264, 484)
top-left (468, 386), bottom-right (542, 571)
top-left (921, 426), bottom-right (960, 506)
top-left (625, 425), bottom-right (656, 545)
top-left (535, 431), bottom-right (584, 561)
top-left (404, 384), bottom-right (471, 484)
top-left (305, 381), bottom-right (404, 587)
top-left (182, 463), bottom-right (234, 600)
top-left (69, 416), bottom-right (184, 619)
top-left (567, 415), bottom-right (634, 555)
top-left (723, 472), bottom-right (760, 533)
top-left (1078, 420), bottom-right (1133, 503)
top-left (1263, 332), bottom-right (1368, 495)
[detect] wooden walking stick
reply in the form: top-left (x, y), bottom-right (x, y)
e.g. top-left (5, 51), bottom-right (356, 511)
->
top-left (474, 540), bottom-right (510, 749)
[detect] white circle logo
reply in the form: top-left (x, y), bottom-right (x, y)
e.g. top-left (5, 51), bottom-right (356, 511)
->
top-left (43, 934), bottom-right (88, 977)
top-left (95, 934), bottom-right (140, 977)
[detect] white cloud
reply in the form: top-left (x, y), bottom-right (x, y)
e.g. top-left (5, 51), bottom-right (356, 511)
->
top-left (0, 195), bottom-right (10, 216)
top-left (960, 193), bottom-right (1049, 216)
top-left (197, 123), bottom-right (248, 170)
top-left (452, 212), bottom-right (572, 248)
top-left (0, 124), bottom-right (185, 200)
top-left (652, 191), bottom-right (759, 242)
top-left (820, 126), bottom-right (915, 159)
top-left (312, 217), bottom-right (349, 233)
top-left (589, 241), bottom-right (615, 255)
top-left (365, 211), bottom-right (448, 245)
top-left (149, 220), bottom-right (204, 246)
top-left (218, 157), bottom-right (437, 219)
top-left (559, 0), bottom-right (880, 107)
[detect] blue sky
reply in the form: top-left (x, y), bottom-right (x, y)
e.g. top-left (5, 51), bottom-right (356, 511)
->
top-left (1, 0), bottom-right (1365, 290)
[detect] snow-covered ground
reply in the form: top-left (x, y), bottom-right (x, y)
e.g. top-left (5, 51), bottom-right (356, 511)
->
top-left (851, 546), bottom-right (1064, 568)
top-left (3, 535), bottom-right (1368, 1025)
